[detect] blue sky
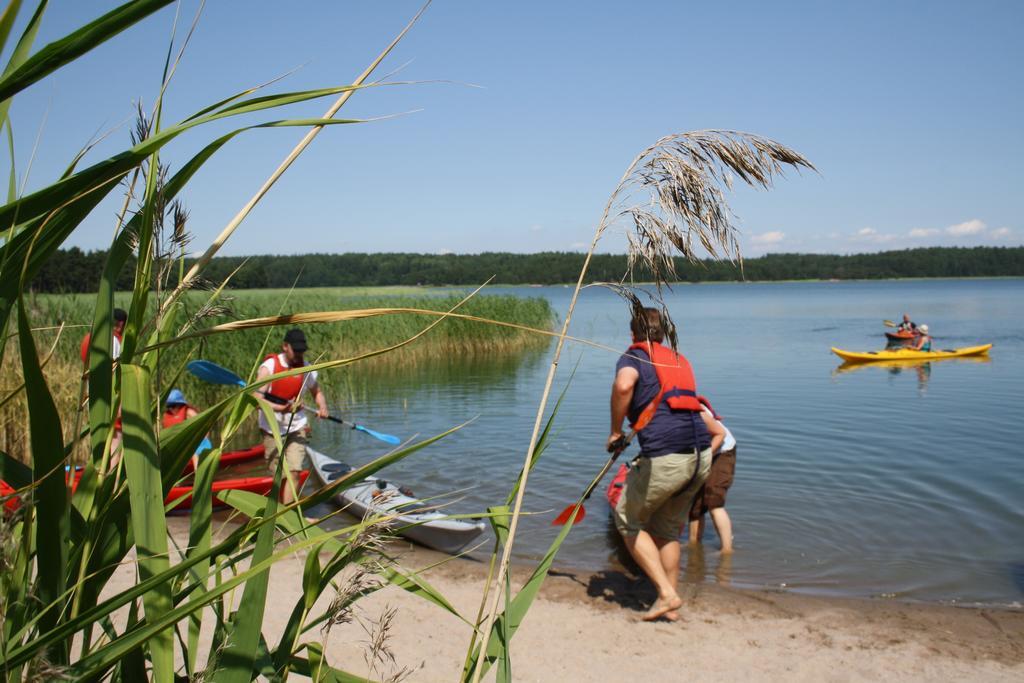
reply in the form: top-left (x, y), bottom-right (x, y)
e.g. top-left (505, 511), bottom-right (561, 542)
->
top-left (7, 1), bottom-right (1023, 257)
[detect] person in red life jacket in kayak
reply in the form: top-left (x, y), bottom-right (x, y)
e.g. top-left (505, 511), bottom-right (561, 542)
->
top-left (896, 314), bottom-right (917, 334)
top-left (162, 388), bottom-right (206, 471)
top-left (609, 307), bottom-right (716, 622)
top-left (162, 388), bottom-right (199, 429)
top-left (688, 396), bottom-right (736, 554)
top-left (254, 328), bottom-right (329, 505)
top-left (912, 323), bottom-right (932, 351)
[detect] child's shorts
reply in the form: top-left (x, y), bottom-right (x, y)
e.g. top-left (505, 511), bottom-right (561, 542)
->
top-left (688, 446), bottom-right (736, 520)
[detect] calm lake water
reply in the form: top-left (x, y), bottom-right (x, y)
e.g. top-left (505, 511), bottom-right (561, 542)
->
top-left (312, 279), bottom-right (1024, 607)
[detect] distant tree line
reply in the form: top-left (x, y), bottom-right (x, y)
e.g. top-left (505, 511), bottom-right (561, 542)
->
top-left (29, 246), bottom-right (1024, 293)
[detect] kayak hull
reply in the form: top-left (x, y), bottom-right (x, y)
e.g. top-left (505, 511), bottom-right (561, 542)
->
top-left (309, 447), bottom-right (485, 555)
top-left (166, 470), bottom-right (309, 511)
top-left (3, 444), bottom-right (284, 515)
top-left (831, 344), bottom-right (992, 363)
top-left (606, 463), bottom-right (629, 511)
top-left (884, 331), bottom-right (918, 341)
top-left (182, 443), bottom-right (265, 474)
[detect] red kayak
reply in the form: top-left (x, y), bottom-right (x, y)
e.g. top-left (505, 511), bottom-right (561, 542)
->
top-left (1, 480), bottom-right (18, 514)
top-left (3, 445), bottom-right (296, 514)
top-left (182, 443), bottom-right (265, 474)
top-left (164, 469), bottom-right (309, 511)
top-left (606, 463), bottom-right (629, 510)
top-left (64, 467), bottom-right (309, 512)
top-left (885, 330), bottom-right (919, 340)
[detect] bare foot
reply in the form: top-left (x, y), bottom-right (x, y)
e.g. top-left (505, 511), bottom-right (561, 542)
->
top-left (642, 595), bottom-right (682, 622)
top-left (665, 611), bottom-right (680, 622)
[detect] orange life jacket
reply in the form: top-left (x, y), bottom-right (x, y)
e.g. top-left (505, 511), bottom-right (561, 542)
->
top-left (627, 341), bottom-right (701, 431)
top-left (265, 354), bottom-right (307, 401)
top-left (161, 404), bottom-right (193, 429)
top-left (697, 395), bottom-right (721, 421)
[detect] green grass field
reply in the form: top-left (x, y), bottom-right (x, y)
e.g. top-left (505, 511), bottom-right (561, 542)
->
top-left (6, 287), bottom-right (554, 460)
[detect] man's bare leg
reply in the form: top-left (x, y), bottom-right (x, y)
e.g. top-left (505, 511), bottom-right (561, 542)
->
top-left (281, 470), bottom-right (302, 506)
top-left (622, 531), bottom-right (682, 620)
top-left (655, 536), bottom-right (682, 622)
top-left (710, 507), bottom-right (734, 553)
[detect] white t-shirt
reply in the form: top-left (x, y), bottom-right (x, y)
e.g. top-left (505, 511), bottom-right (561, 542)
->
top-left (702, 406), bottom-right (736, 452)
top-left (256, 353), bottom-right (319, 435)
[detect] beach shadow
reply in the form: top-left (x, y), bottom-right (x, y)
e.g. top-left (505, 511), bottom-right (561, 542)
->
top-left (586, 568), bottom-right (657, 614)
top-left (590, 517), bottom-right (736, 614)
top-left (587, 517), bottom-right (655, 612)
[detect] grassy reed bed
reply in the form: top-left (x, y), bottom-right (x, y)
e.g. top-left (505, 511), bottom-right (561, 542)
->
top-left (3, 288), bottom-right (553, 461)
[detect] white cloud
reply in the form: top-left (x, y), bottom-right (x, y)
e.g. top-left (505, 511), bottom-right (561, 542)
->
top-left (751, 230), bottom-right (785, 245)
top-left (852, 227), bottom-right (896, 243)
top-left (529, 224), bottom-right (543, 233)
top-left (990, 226), bottom-right (1012, 239)
top-left (946, 219), bottom-right (986, 236)
top-left (909, 227), bottom-right (939, 238)
top-left (436, 248), bottom-right (453, 255)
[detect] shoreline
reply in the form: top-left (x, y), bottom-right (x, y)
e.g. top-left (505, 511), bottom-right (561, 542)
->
top-left (129, 519), bottom-right (1024, 681)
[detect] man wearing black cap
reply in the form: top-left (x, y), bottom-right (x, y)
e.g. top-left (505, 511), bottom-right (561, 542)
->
top-left (254, 328), bottom-right (329, 505)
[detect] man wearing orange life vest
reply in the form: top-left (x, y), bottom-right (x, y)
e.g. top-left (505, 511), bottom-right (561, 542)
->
top-left (609, 307), bottom-right (718, 622)
top-left (80, 307), bottom-right (128, 469)
top-left (254, 328), bottom-right (329, 505)
top-left (79, 307), bottom-right (127, 365)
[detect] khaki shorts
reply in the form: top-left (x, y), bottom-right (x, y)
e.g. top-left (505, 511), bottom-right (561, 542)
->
top-left (262, 430), bottom-right (309, 473)
top-left (614, 448), bottom-right (712, 540)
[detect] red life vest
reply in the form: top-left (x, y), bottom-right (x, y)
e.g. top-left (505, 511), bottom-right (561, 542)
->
top-left (161, 404), bottom-right (193, 429)
top-left (628, 341), bottom-right (701, 431)
top-left (264, 354), bottom-right (307, 401)
top-left (697, 395), bottom-right (721, 421)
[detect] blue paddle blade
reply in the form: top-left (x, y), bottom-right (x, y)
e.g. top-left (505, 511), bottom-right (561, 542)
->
top-left (353, 424), bottom-right (401, 445)
top-left (195, 436), bottom-right (213, 455)
top-left (186, 360), bottom-right (246, 387)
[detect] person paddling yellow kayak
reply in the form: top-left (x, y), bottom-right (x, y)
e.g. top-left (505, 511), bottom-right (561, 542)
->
top-left (912, 324), bottom-right (932, 351)
top-left (831, 343), bottom-right (992, 363)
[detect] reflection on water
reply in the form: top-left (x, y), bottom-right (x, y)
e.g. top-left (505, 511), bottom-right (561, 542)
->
top-left (682, 544), bottom-right (734, 588)
top-left (333, 346), bottom-right (551, 407)
top-left (833, 355), bottom-right (991, 395)
top-left (602, 515), bottom-right (734, 588)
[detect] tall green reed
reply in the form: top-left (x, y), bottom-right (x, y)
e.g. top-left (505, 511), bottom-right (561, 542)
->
top-left (0, 2), bottom-right (488, 680)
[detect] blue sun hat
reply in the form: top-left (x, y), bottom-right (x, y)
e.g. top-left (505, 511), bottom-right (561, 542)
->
top-left (166, 388), bottom-right (187, 406)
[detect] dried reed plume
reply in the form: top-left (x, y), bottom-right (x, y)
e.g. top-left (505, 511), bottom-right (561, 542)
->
top-left (615, 130), bottom-right (815, 289)
top-left (360, 604), bottom-right (412, 683)
top-left (322, 565), bottom-right (381, 637)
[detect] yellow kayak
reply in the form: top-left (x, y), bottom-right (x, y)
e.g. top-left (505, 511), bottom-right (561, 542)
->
top-left (831, 344), bottom-right (993, 363)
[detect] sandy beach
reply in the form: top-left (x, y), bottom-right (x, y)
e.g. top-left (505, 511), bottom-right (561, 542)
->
top-left (117, 520), bottom-right (1024, 682)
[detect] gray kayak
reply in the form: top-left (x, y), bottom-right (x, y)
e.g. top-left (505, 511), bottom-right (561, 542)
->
top-left (308, 447), bottom-right (486, 555)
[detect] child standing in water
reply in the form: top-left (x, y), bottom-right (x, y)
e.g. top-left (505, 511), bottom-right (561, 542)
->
top-left (688, 397), bottom-right (737, 553)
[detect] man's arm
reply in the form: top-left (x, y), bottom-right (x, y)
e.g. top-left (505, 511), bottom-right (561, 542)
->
top-left (700, 411), bottom-right (725, 454)
top-left (309, 381), bottom-right (329, 419)
top-left (609, 365), bottom-right (639, 451)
